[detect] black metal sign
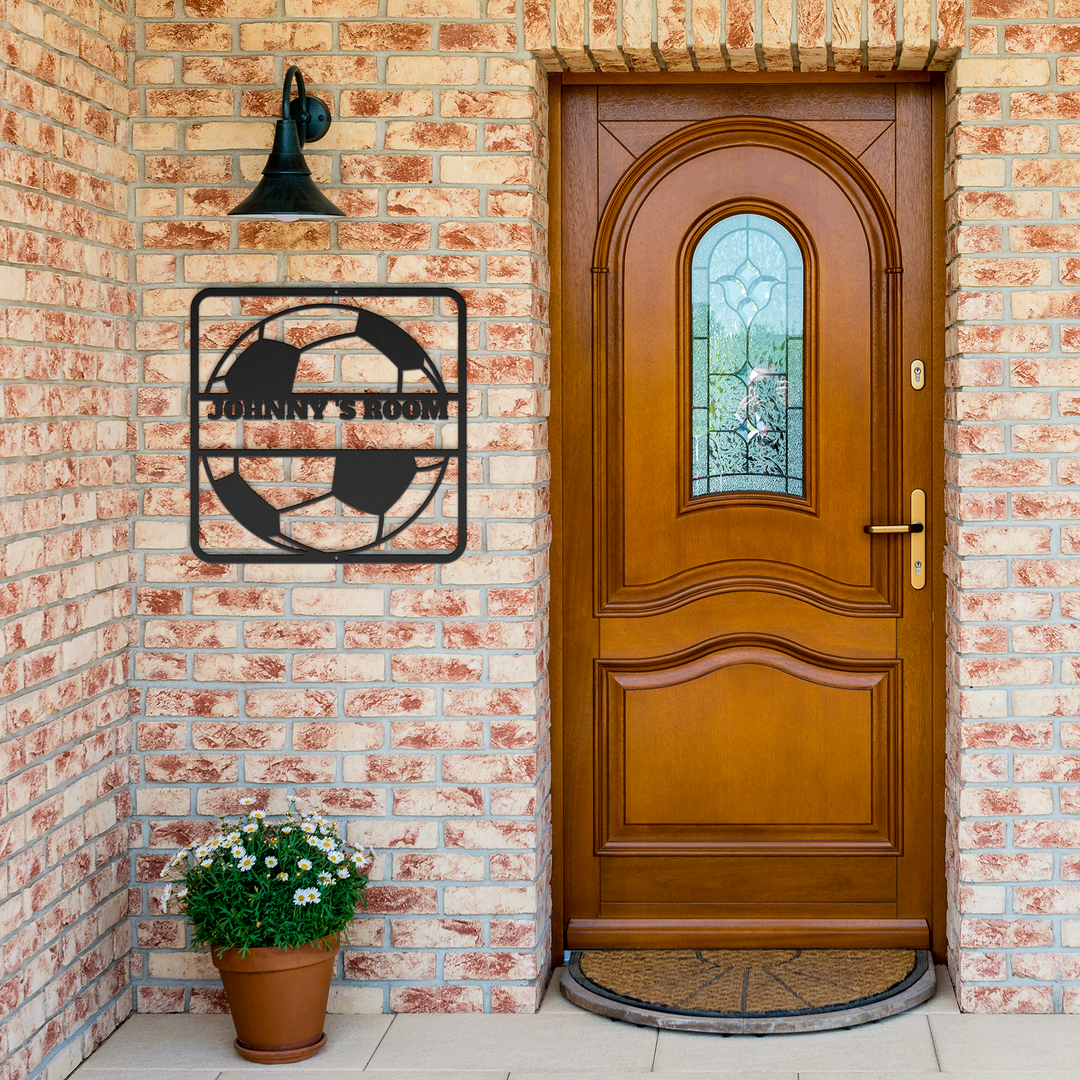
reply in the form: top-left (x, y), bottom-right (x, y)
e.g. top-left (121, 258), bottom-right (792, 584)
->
top-left (189, 287), bottom-right (467, 563)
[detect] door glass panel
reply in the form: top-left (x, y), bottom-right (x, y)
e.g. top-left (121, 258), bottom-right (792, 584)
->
top-left (691, 213), bottom-right (805, 498)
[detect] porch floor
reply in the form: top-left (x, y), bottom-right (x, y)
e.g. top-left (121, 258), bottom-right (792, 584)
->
top-left (72, 966), bottom-right (1080, 1078)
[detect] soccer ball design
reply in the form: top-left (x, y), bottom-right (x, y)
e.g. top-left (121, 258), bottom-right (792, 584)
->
top-left (198, 301), bottom-right (453, 558)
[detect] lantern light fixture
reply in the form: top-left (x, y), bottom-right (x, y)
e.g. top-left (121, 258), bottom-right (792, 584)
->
top-left (228, 65), bottom-right (345, 222)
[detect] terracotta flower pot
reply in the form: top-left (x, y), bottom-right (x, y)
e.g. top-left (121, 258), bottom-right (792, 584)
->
top-left (211, 935), bottom-right (339, 1064)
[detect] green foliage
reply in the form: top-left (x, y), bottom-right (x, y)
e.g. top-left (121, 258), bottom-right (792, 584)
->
top-left (160, 798), bottom-right (374, 954)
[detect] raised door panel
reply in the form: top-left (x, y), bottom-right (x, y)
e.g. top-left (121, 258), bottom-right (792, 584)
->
top-left (624, 669), bottom-right (874, 827)
top-left (597, 642), bottom-right (900, 856)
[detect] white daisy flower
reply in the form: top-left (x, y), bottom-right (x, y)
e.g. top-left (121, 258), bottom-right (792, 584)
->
top-left (201, 859), bottom-right (213, 868)
top-left (161, 883), bottom-right (173, 911)
top-left (292, 887), bottom-right (321, 906)
top-left (250, 810), bottom-right (266, 820)
top-left (297, 858), bottom-right (312, 871)
top-left (239, 797), bottom-right (255, 806)
top-left (336, 867), bottom-right (350, 879)
top-left (318, 872), bottom-right (333, 886)
top-left (239, 855), bottom-right (256, 871)
top-left (264, 856), bottom-right (278, 868)
top-left (231, 845), bottom-right (246, 859)
top-left (193, 846), bottom-right (209, 860)
top-left (315, 838), bottom-right (335, 852)
top-left (175, 887), bottom-right (187, 899)
top-left (276, 871), bottom-right (289, 881)
top-left (226, 832), bottom-right (241, 844)
top-left (242, 822), bottom-right (258, 834)
top-left (301, 822), bottom-right (317, 834)
top-left (327, 851), bottom-right (345, 864)
top-left (281, 826), bottom-right (293, 834)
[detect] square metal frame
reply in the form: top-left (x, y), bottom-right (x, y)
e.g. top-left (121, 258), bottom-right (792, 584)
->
top-left (189, 285), bottom-right (468, 564)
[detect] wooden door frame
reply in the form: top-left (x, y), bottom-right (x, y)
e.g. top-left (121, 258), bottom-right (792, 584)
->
top-left (548, 71), bottom-right (947, 967)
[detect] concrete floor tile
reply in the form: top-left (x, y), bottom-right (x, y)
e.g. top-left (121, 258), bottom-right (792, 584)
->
top-left (72, 1017), bottom-right (233, 1071)
top-left (798, 1075), bottom-right (1080, 1080)
top-left (227, 1073), bottom-right (507, 1079)
top-left (73, 1072), bottom-right (221, 1079)
top-left (929, 1014), bottom-right (1080, 1073)
top-left (350, 1074), bottom-right (509, 1079)
top-left (654, 1015), bottom-right (939, 1073)
top-left (793, 1075), bottom-right (944, 1080)
top-left (905, 967), bottom-right (959, 1015)
top-left (539, 967), bottom-right (580, 1014)
top-left (511, 1073), bottom-right (797, 1080)
top-left (73, 1014), bottom-right (393, 1072)
top-left (366, 1013), bottom-right (657, 1072)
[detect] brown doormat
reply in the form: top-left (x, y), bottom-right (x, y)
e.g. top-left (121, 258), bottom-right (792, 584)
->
top-left (561, 949), bottom-right (936, 1034)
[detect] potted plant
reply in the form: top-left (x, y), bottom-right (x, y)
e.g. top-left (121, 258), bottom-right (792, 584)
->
top-left (160, 796), bottom-right (375, 1063)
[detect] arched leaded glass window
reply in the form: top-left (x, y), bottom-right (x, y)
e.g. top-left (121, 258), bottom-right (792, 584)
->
top-left (691, 213), bottom-right (805, 498)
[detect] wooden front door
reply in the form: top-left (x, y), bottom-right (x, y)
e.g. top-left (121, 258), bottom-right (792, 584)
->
top-left (557, 78), bottom-right (944, 953)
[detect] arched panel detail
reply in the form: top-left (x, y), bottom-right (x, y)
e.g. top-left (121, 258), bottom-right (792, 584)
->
top-left (594, 635), bottom-right (902, 860)
top-left (591, 118), bottom-right (904, 619)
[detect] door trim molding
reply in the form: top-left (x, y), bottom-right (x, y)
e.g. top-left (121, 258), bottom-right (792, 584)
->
top-left (566, 918), bottom-right (931, 950)
top-left (551, 74), bottom-right (949, 966)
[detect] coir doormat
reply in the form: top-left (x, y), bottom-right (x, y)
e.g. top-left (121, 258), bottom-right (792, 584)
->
top-left (561, 949), bottom-right (935, 1034)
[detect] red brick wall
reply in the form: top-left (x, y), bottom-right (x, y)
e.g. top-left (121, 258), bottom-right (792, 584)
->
top-left (0, 0), bottom-right (137, 1073)
top-left (534, 0), bottom-right (1080, 1014)
top-left (943, 36), bottom-right (1080, 1013)
top-left (17, 0), bottom-right (1080, 1059)
top-left (128, 6), bottom-right (553, 1016)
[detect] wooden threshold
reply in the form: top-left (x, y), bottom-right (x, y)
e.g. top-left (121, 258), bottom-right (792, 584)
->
top-left (567, 918), bottom-right (931, 950)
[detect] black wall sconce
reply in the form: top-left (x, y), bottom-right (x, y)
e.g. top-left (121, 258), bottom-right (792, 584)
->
top-left (229, 65), bottom-right (345, 221)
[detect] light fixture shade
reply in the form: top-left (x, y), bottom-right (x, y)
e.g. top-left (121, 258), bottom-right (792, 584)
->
top-left (229, 68), bottom-right (345, 221)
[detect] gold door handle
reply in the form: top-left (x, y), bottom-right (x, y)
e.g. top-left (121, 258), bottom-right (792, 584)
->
top-left (863, 490), bottom-right (926, 590)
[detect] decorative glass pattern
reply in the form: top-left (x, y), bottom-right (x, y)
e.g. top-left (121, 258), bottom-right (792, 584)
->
top-left (691, 213), bottom-right (805, 498)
